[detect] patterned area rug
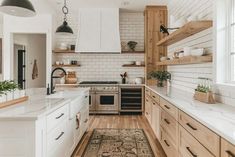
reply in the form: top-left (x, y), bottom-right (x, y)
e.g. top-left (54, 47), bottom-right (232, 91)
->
top-left (82, 129), bottom-right (154, 157)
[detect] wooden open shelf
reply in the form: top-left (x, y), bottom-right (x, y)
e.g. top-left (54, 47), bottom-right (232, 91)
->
top-left (156, 55), bottom-right (212, 66)
top-left (52, 64), bottom-right (80, 68)
top-left (53, 50), bottom-right (75, 53)
top-left (122, 64), bottom-right (145, 67)
top-left (122, 51), bottom-right (145, 54)
top-left (156, 21), bottom-right (213, 46)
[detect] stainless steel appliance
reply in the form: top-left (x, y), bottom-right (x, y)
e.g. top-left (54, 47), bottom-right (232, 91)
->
top-left (79, 81), bottom-right (119, 114)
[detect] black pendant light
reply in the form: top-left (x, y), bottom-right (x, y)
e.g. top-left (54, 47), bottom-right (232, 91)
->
top-left (0, 0), bottom-right (36, 17)
top-left (56, 0), bottom-right (73, 34)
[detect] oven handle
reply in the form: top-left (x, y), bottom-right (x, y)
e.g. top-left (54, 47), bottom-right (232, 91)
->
top-left (95, 91), bottom-right (119, 94)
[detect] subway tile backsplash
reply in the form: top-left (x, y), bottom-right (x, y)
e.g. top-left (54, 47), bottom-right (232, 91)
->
top-left (53, 53), bottom-right (144, 83)
top-left (54, 12), bottom-right (145, 82)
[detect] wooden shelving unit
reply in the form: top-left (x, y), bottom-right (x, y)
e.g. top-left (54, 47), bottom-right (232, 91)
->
top-left (52, 64), bottom-right (80, 68)
top-left (53, 50), bottom-right (75, 53)
top-left (156, 55), bottom-right (212, 66)
top-left (121, 51), bottom-right (145, 54)
top-left (156, 21), bottom-right (213, 46)
top-left (122, 64), bottom-right (145, 67)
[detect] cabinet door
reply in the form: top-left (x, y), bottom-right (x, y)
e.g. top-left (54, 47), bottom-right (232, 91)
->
top-left (221, 138), bottom-right (235, 157)
top-left (76, 9), bottom-right (101, 52)
top-left (100, 8), bottom-right (121, 52)
top-left (151, 100), bottom-right (160, 139)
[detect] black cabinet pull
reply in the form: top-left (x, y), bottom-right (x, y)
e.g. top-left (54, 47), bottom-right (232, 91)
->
top-left (55, 132), bottom-right (64, 140)
top-left (186, 123), bottom-right (197, 131)
top-left (186, 147), bottom-right (197, 157)
top-left (85, 96), bottom-right (88, 98)
top-left (152, 95), bottom-right (156, 98)
top-left (164, 105), bottom-right (170, 109)
top-left (226, 150), bottom-right (235, 157)
top-left (164, 118), bottom-right (170, 124)
top-left (164, 140), bottom-right (170, 147)
top-left (56, 113), bottom-right (64, 119)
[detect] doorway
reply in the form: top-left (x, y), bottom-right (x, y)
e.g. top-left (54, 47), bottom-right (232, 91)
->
top-left (13, 33), bottom-right (47, 89)
top-left (14, 44), bottom-right (26, 89)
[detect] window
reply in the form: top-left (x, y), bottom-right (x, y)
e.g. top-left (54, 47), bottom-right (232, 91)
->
top-left (230, 0), bottom-right (235, 82)
top-left (216, 0), bottom-right (235, 84)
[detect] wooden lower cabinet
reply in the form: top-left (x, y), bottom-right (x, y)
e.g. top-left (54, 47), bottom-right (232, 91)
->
top-left (151, 99), bottom-right (161, 139)
top-left (145, 95), bottom-right (152, 124)
top-left (179, 111), bottom-right (220, 157)
top-left (179, 125), bottom-right (214, 157)
top-left (160, 109), bottom-right (178, 146)
top-left (221, 138), bottom-right (235, 157)
top-left (160, 126), bottom-right (178, 157)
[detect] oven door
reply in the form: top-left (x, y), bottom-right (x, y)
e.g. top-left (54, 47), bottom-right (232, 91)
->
top-left (89, 92), bottom-right (96, 112)
top-left (95, 92), bottom-right (119, 113)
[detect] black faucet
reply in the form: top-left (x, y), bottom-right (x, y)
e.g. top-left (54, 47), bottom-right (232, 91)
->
top-left (51, 67), bottom-right (67, 94)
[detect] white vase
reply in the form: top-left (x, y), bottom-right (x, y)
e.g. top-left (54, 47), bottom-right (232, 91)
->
top-left (13, 89), bottom-right (20, 99)
top-left (6, 91), bottom-right (13, 101)
top-left (0, 94), bottom-right (6, 103)
top-left (20, 90), bottom-right (26, 97)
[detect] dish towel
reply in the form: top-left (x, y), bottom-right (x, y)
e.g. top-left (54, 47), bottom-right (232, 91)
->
top-left (32, 59), bottom-right (38, 80)
top-left (76, 112), bottom-right (81, 129)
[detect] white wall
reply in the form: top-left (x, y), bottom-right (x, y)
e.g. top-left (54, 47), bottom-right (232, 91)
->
top-left (167, 0), bottom-right (235, 105)
top-left (54, 11), bottom-right (145, 83)
top-left (14, 34), bottom-right (47, 88)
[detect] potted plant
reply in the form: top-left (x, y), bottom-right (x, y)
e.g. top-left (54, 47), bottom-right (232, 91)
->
top-left (194, 84), bottom-right (215, 104)
top-left (148, 71), bottom-right (171, 87)
top-left (0, 81), bottom-right (19, 102)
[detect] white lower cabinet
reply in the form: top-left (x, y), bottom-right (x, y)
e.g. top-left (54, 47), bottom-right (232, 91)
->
top-left (0, 93), bottom-right (89, 157)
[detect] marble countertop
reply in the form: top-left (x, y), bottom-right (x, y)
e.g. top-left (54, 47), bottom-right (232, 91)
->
top-left (0, 88), bottom-right (89, 121)
top-left (146, 85), bottom-right (235, 145)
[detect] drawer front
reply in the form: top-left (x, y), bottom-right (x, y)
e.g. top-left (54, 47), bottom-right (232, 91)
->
top-left (150, 91), bottom-right (160, 104)
top-left (179, 111), bottom-right (220, 156)
top-left (221, 138), bottom-right (235, 157)
top-left (160, 98), bottom-right (178, 120)
top-left (47, 105), bottom-right (69, 132)
top-left (145, 96), bottom-right (152, 124)
top-left (145, 88), bottom-right (151, 97)
top-left (160, 126), bottom-right (178, 157)
top-left (179, 125), bottom-right (214, 157)
top-left (47, 120), bottom-right (68, 153)
top-left (160, 109), bottom-right (178, 146)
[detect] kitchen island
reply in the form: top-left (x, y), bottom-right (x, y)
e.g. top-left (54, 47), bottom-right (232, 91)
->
top-left (0, 88), bottom-right (89, 157)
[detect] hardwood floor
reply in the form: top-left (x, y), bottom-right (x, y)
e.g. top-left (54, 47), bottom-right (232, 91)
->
top-left (72, 115), bottom-right (166, 157)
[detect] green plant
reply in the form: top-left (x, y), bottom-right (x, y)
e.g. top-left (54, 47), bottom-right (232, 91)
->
top-left (195, 85), bottom-right (210, 93)
top-left (148, 71), bottom-right (171, 87)
top-left (0, 80), bottom-right (19, 95)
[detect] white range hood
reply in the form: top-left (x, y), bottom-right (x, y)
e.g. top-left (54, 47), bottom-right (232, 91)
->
top-left (75, 8), bottom-right (121, 53)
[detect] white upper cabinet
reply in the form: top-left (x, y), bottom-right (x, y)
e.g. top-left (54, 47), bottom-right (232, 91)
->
top-left (76, 8), bottom-right (121, 53)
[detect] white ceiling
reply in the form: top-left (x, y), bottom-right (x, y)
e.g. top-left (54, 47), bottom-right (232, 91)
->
top-left (49, 0), bottom-right (168, 12)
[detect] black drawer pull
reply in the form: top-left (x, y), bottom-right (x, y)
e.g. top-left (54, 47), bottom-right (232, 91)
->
top-left (164, 140), bottom-right (170, 147)
top-left (164, 118), bottom-right (170, 124)
top-left (55, 132), bottom-right (64, 140)
top-left (85, 96), bottom-right (88, 98)
top-left (186, 147), bottom-right (197, 157)
top-left (164, 105), bottom-right (170, 109)
top-left (226, 150), bottom-right (235, 157)
top-left (56, 113), bottom-right (64, 119)
top-left (186, 123), bottom-right (197, 131)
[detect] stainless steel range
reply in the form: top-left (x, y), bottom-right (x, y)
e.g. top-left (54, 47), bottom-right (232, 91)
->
top-left (79, 81), bottom-right (119, 114)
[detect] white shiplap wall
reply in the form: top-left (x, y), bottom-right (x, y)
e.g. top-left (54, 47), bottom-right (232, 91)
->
top-left (167, 0), bottom-right (235, 106)
top-left (167, 0), bottom-right (213, 93)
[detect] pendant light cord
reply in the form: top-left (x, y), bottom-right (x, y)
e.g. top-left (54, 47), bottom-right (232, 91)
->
top-left (62, 0), bottom-right (68, 22)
